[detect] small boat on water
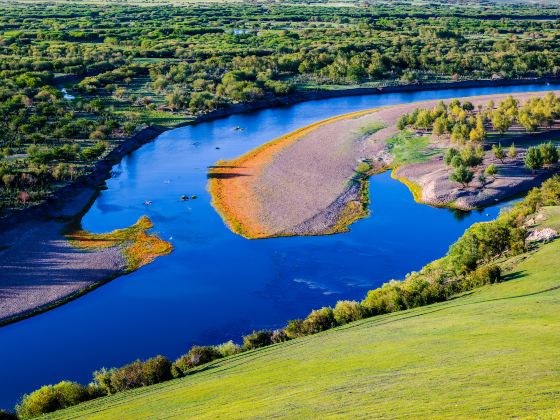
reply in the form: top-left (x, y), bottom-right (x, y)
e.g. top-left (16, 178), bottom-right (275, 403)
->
top-left (144, 200), bottom-right (153, 206)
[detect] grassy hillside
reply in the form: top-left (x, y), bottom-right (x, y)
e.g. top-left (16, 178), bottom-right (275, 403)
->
top-left (49, 241), bottom-right (560, 419)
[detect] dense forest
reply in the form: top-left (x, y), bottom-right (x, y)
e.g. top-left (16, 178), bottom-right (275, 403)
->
top-left (2, 0), bottom-right (560, 215)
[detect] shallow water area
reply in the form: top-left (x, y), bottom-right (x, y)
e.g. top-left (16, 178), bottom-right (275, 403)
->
top-left (0, 83), bottom-right (555, 408)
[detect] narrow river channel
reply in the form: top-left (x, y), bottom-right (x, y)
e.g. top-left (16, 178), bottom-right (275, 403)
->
top-left (1, 83), bottom-right (556, 407)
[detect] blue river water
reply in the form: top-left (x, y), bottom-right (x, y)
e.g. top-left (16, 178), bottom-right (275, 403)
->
top-left (0, 83), bottom-right (556, 408)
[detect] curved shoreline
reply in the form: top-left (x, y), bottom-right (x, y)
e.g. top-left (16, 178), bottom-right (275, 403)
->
top-left (208, 108), bottom-right (379, 238)
top-left (1, 79), bottom-right (559, 328)
top-left (209, 90), bottom-right (560, 239)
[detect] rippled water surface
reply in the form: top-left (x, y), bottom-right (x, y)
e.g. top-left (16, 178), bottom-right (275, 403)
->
top-left (0, 83), bottom-right (555, 407)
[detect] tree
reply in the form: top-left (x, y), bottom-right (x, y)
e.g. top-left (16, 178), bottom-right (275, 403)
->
top-left (539, 142), bottom-right (559, 166)
top-left (508, 143), bottom-right (517, 160)
top-left (491, 110), bottom-right (512, 135)
top-left (524, 146), bottom-right (544, 173)
top-left (469, 114), bottom-right (486, 142)
top-left (485, 163), bottom-right (498, 180)
top-left (493, 143), bottom-right (505, 163)
top-left (444, 148), bottom-right (460, 166)
top-left (478, 173), bottom-right (487, 188)
top-left (450, 165), bottom-right (474, 188)
top-left (433, 116), bottom-right (446, 138)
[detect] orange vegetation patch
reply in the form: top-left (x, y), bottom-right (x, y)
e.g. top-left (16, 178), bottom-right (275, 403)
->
top-left (208, 108), bottom-right (378, 239)
top-left (66, 216), bottom-right (173, 271)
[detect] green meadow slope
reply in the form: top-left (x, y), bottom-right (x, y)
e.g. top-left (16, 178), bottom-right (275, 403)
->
top-left (49, 240), bottom-right (560, 419)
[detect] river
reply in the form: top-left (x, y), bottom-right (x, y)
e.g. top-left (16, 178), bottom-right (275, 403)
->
top-left (0, 83), bottom-right (556, 408)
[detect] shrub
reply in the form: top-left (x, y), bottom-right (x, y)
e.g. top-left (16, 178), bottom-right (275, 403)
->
top-left (16, 381), bottom-right (89, 419)
top-left (92, 356), bottom-right (173, 394)
top-left (301, 307), bottom-right (337, 335)
top-left (142, 355), bottom-right (173, 385)
top-left (450, 165), bottom-right (474, 188)
top-left (444, 147), bottom-right (460, 165)
top-left (361, 280), bottom-right (404, 315)
top-left (242, 330), bottom-right (273, 350)
top-left (333, 300), bottom-right (363, 325)
top-left (175, 346), bottom-right (223, 373)
top-left (467, 264), bottom-right (502, 288)
top-left (92, 367), bottom-right (114, 395)
top-left (525, 146), bottom-right (543, 173)
top-left (215, 340), bottom-right (242, 357)
top-left (539, 142), bottom-right (559, 166)
top-left (285, 319), bottom-right (305, 339)
top-left (109, 360), bottom-right (146, 392)
top-left (80, 141), bottom-right (107, 161)
top-left (271, 329), bottom-right (290, 344)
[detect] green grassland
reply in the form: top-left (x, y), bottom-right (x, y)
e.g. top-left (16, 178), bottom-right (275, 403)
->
top-left (48, 239), bottom-right (560, 419)
top-left (387, 130), bottom-right (439, 166)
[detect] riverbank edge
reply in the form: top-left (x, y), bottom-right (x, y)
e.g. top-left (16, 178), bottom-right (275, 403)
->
top-left (208, 108), bottom-right (378, 238)
top-left (0, 78), bottom-right (558, 328)
top-left (2, 76), bottom-right (559, 232)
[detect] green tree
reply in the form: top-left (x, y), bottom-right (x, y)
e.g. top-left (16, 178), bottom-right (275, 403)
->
top-left (508, 143), bottom-right (517, 160)
top-left (491, 110), bottom-right (512, 135)
top-left (539, 142), bottom-right (559, 166)
top-left (493, 143), bottom-right (505, 163)
top-left (485, 163), bottom-right (498, 180)
top-left (524, 146), bottom-right (544, 173)
top-left (444, 148), bottom-right (460, 166)
top-left (432, 116), bottom-right (446, 138)
top-left (450, 165), bottom-right (474, 188)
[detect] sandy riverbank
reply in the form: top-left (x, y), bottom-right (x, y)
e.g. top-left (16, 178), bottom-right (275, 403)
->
top-left (209, 91), bottom-right (560, 239)
top-left (0, 217), bottom-right (171, 326)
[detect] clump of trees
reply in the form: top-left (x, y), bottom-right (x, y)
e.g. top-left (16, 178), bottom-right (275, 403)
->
top-left (399, 93), bottom-right (560, 144)
top-left (18, 176), bottom-right (560, 418)
top-left (525, 142), bottom-right (559, 173)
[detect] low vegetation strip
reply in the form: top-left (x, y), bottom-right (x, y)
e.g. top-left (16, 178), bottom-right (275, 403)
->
top-left (46, 239), bottom-right (560, 418)
top-left (12, 177), bottom-right (560, 418)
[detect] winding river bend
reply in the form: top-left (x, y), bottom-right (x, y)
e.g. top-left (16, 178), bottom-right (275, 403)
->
top-left (0, 83), bottom-right (556, 407)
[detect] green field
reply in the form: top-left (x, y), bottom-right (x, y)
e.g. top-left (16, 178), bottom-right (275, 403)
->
top-left (387, 131), bottom-right (439, 166)
top-left (48, 240), bottom-right (560, 419)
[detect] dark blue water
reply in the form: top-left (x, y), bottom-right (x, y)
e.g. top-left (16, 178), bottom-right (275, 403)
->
top-left (0, 83), bottom-right (555, 408)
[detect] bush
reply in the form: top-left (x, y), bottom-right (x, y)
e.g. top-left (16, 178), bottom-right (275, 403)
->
top-left (174, 346), bottom-right (222, 373)
top-left (333, 300), bottom-right (363, 325)
top-left (109, 360), bottom-right (146, 392)
top-left (142, 355), bottom-right (173, 385)
top-left (271, 329), bottom-right (289, 344)
top-left (242, 330), bottom-right (273, 350)
top-left (285, 319), bottom-right (305, 339)
top-left (80, 141), bottom-right (107, 161)
top-left (17, 381), bottom-right (90, 419)
top-left (215, 340), bottom-right (242, 357)
top-left (301, 307), bottom-right (337, 335)
top-left (444, 147), bottom-right (460, 165)
top-left (92, 356), bottom-right (173, 394)
top-left (466, 264), bottom-right (502, 288)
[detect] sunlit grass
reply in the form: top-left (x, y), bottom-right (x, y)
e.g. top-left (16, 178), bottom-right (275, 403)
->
top-left (387, 130), bottom-right (439, 166)
top-left (48, 239), bottom-right (560, 418)
top-left (66, 216), bottom-right (173, 271)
